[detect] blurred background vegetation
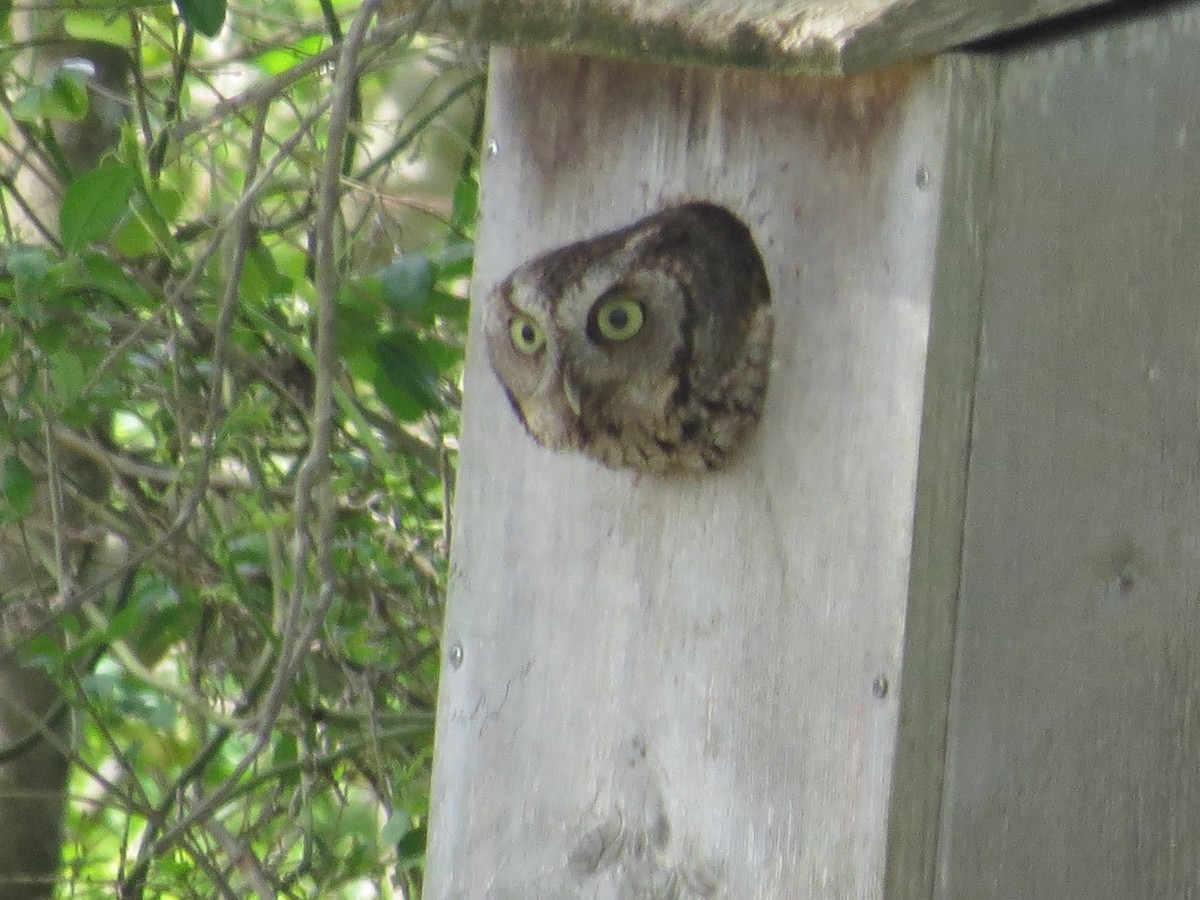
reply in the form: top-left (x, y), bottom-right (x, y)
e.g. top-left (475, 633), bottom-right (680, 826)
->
top-left (0, 0), bottom-right (481, 896)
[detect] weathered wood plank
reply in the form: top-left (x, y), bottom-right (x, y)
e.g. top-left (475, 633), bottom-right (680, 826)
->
top-left (937, 7), bottom-right (1200, 899)
top-left (425, 49), bottom-right (967, 899)
top-left (883, 55), bottom-right (997, 900)
top-left (397, 0), bottom-right (1115, 75)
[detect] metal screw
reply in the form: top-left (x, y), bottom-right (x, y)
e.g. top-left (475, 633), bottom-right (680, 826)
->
top-left (485, 138), bottom-right (499, 158)
top-left (914, 166), bottom-right (929, 189)
top-left (448, 642), bottom-right (464, 669)
top-left (872, 674), bottom-right (889, 699)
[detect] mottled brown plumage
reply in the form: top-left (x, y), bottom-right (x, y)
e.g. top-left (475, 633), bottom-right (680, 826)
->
top-left (484, 202), bottom-right (773, 474)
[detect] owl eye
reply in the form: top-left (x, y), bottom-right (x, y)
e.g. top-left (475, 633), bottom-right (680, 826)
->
top-left (509, 315), bottom-right (546, 355)
top-left (594, 296), bottom-right (644, 341)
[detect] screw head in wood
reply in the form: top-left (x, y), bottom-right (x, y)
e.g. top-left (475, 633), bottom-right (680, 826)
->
top-left (872, 674), bottom-right (889, 698)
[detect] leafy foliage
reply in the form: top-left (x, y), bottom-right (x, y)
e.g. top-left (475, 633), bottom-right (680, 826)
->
top-left (0, 0), bottom-right (481, 896)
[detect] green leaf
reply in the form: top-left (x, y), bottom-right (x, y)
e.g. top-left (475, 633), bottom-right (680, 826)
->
top-left (48, 64), bottom-right (92, 120)
top-left (22, 634), bottom-right (61, 670)
top-left (336, 281), bottom-right (384, 377)
top-left (9, 87), bottom-right (47, 123)
top-left (0, 329), bottom-right (15, 366)
top-left (419, 335), bottom-right (464, 374)
top-left (33, 320), bottom-right (70, 353)
top-left (380, 813), bottom-right (409, 846)
top-left (373, 332), bottom-right (442, 421)
top-left (176, 0), bottom-right (227, 36)
top-left (111, 410), bottom-right (155, 451)
top-left (1, 455), bottom-right (35, 520)
top-left (256, 34), bottom-right (326, 75)
top-left (63, 10), bottom-right (134, 45)
top-left (344, 628), bottom-right (384, 665)
top-left (129, 580), bottom-right (195, 663)
top-left (396, 822), bottom-right (427, 861)
top-left (10, 62), bottom-right (91, 122)
top-left (130, 692), bottom-right (178, 730)
top-left (339, 277), bottom-right (384, 317)
top-left (377, 253), bottom-right (434, 317)
top-left (49, 351), bottom-right (88, 407)
top-left (432, 240), bottom-right (474, 280)
top-left (79, 253), bottom-right (157, 309)
top-left (271, 733), bottom-right (298, 769)
top-left (111, 185), bottom-right (183, 258)
top-left (4, 245), bottom-right (52, 316)
top-left (81, 665), bottom-right (122, 702)
top-left (342, 341), bottom-right (377, 383)
top-left (111, 217), bottom-right (153, 258)
top-left (59, 163), bottom-right (138, 251)
top-left (427, 287), bottom-right (469, 323)
top-left (451, 172), bottom-right (478, 231)
top-left (238, 240), bottom-right (291, 303)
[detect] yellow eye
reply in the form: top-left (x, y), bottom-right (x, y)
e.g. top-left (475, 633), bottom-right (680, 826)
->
top-left (509, 315), bottom-right (545, 355)
top-left (594, 296), bottom-right (644, 341)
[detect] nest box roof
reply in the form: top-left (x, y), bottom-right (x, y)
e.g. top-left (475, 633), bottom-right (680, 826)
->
top-left (412, 0), bottom-right (1127, 75)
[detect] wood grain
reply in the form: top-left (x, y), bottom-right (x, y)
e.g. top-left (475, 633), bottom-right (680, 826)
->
top-left (884, 55), bottom-right (997, 900)
top-left (936, 7), bottom-right (1200, 899)
top-left (426, 6), bottom-right (1200, 898)
top-left (425, 49), bottom-right (960, 899)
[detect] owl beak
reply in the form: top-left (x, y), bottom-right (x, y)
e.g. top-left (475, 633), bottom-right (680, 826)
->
top-left (562, 376), bottom-right (582, 417)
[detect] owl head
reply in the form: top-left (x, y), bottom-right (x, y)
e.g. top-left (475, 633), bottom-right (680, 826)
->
top-left (484, 202), bottom-right (773, 475)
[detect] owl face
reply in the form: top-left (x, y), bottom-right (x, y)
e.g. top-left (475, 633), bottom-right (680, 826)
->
top-left (484, 202), bottom-right (772, 474)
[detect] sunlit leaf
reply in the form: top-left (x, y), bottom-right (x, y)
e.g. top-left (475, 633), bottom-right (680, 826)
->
top-left (451, 171), bottom-right (478, 230)
top-left (0, 5), bottom-right (477, 892)
top-left (80, 665), bottom-right (122, 701)
top-left (112, 410), bottom-right (156, 451)
top-left (62, 10), bottom-right (135, 45)
top-left (256, 34), bottom-right (327, 75)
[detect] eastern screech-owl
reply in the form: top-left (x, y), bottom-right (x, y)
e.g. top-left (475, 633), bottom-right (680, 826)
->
top-left (484, 202), bottom-right (773, 474)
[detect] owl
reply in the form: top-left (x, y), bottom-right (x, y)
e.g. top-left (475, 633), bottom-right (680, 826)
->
top-left (484, 202), bottom-right (773, 474)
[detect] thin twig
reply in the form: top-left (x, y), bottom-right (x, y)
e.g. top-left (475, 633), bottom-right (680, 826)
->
top-left (273, 0), bottom-right (383, 721)
top-left (117, 5), bottom-right (403, 889)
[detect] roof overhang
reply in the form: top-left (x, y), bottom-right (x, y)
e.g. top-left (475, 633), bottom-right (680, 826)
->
top-left (399, 0), bottom-right (1124, 75)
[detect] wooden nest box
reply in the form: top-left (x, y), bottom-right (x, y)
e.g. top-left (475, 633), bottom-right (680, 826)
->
top-left (422, 1), bottom-right (1200, 897)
